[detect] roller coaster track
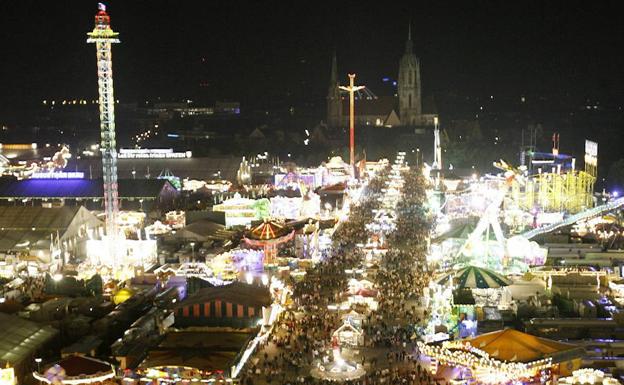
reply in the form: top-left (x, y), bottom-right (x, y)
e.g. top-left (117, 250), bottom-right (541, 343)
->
top-left (522, 197), bottom-right (624, 239)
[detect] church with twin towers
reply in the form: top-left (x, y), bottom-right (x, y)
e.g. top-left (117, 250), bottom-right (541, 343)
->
top-left (326, 26), bottom-right (437, 129)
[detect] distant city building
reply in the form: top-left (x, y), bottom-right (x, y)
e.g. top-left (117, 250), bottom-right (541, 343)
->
top-left (326, 53), bottom-right (342, 128)
top-left (398, 24), bottom-right (421, 125)
top-left (325, 25), bottom-right (437, 129)
top-left (344, 96), bottom-right (401, 127)
top-left (147, 101), bottom-right (240, 118)
top-left (0, 178), bottom-right (179, 212)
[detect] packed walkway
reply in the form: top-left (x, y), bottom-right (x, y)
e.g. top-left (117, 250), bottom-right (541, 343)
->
top-left (240, 157), bottom-right (435, 385)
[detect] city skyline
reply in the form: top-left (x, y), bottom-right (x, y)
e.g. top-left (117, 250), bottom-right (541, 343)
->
top-left (2, 4), bottom-right (624, 385)
top-left (1, 1), bottom-right (623, 116)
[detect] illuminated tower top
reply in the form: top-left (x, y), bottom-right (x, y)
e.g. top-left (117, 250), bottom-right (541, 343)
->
top-left (87, 3), bottom-right (121, 259)
top-left (87, 3), bottom-right (120, 42)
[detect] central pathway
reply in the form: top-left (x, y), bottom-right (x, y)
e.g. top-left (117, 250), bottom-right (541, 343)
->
top-left (239, 157), bottom-right (439, 385)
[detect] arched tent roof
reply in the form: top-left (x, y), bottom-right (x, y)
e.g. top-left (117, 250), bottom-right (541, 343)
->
top-left (462, 328), bottom-right (582, 363)
top-left (176, 282), bottom-right (271, 309)
top-left (213, 192), bottom-right (256, 209)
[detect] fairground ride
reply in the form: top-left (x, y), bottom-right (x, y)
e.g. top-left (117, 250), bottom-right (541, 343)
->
top-left (510, 143), bottom-right (596, 215)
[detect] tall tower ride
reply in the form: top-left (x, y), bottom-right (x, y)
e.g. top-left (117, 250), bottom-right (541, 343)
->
top-left (87, 3), bottom-right (120, 242)
top-left (398, 24), bottom-right (422, 126)
top-left (432, 116), bottom-right (442, 170)
top-left (326, 52), bottom-right (342, 128)
top-left (339, 74), bottom-right (365, 169)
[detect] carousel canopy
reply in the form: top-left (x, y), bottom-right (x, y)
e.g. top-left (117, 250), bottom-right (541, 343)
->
top-left (142, 331), bottom-right (254, 373)
top-left (246, 219), bottom-right (290, 241)
top-left (462, 329), bottom-right (583, 364)
top-left (419, 329), bottom-right (584, 383)
top-left (437, 266), bottom-right (511, 289)
top-left (43, 355), bottom-right (114, 378)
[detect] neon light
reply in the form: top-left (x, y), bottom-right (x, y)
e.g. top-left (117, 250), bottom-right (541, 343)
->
top-left (118, 148), bottom-right (192, 159)
top-left (31, 172), bottom-right (85, 179)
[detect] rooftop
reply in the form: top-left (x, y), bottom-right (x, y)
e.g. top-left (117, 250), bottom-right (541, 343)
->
top-left (462, 328), bottom-right (583, 363)
top-left (0, 206), bottom-right (86, 230)
top-left (142, 330), bottom-right (254, 373)
top-left (0, 178), bottom-right (176, 199)
top-left (44, 355), bottom-right (113, 377)
top-left (0, 313), bottom-right (58, 366)
top-left (177, 281), bottom-right (271, 309)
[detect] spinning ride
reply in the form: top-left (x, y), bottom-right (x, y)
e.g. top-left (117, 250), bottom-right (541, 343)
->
top-left (243, 220), bottom-right (294, 264)
top-left (310, 336), bottom-right (366, 381)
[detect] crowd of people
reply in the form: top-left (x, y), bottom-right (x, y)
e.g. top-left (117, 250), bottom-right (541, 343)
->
top-left (240, 162), bottom-right (436, 385)
top-left (301, 363), bottom-right (440, 385)
top-left (1, 274), bottom-right (46, 302)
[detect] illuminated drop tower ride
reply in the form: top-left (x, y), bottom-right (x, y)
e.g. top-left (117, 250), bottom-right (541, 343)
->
top-left (339, 74), bottom-right (364, 169)
top-left (87, 4), bottom-right (120, 245)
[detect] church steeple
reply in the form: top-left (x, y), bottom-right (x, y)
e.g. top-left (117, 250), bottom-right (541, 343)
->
top-left (398, 23), bottom-right (422, 126)
top-left (405, 22), bottom-right (413, 53)
top-left (326, 51), bottom-right (342, 128)
top-left (330, 51), bottom-right (338, 85)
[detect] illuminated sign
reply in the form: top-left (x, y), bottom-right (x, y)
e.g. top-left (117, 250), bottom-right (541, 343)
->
top-left (0, 143), bottom-right (38, 150)
top-left (584, 140), bottom-right (598, 167)
top-left (31, 172), bottom-right (85, 179)
top-left (118, 148), bottom-right (192, 159)
top-left (0, 367), bottom-right (15, 385)
top-left (585, 140), bottom-right (598, 158)
top-left (274, 173), bottom-right (316, 188)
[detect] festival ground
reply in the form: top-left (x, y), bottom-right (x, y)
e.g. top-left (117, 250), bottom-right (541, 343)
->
top-left (237, 154), bottom-right (437, 385)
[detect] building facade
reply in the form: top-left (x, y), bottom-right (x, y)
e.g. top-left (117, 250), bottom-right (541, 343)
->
top-left (398, 25), bottom-right (422, 126)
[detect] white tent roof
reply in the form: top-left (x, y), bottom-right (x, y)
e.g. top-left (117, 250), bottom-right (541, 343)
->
top-left (333, 320), bottom-right (363, 336)
top-left (214, 193), bottom-right (256, 208)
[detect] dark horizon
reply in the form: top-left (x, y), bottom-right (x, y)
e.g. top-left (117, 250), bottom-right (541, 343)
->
top-left (1, 0), bottom-right (623, 117)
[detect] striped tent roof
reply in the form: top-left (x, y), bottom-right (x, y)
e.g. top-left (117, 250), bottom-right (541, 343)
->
top-left (437, 266), bottom-right (512, 289)
top-left (247, 219), bottom-right (289, 241)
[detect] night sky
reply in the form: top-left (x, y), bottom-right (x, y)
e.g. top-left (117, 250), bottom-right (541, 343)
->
top-left (1, 0), bottom-right (623, 115)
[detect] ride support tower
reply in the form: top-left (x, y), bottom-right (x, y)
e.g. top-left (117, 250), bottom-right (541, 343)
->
top-left (87, 3), bottom-right (120, 254)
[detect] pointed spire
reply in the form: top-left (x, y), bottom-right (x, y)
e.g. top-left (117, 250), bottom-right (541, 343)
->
top-left (405, 22), bottom-right (413, 54)
top-left (330, 50), bottom-right (338, 85)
